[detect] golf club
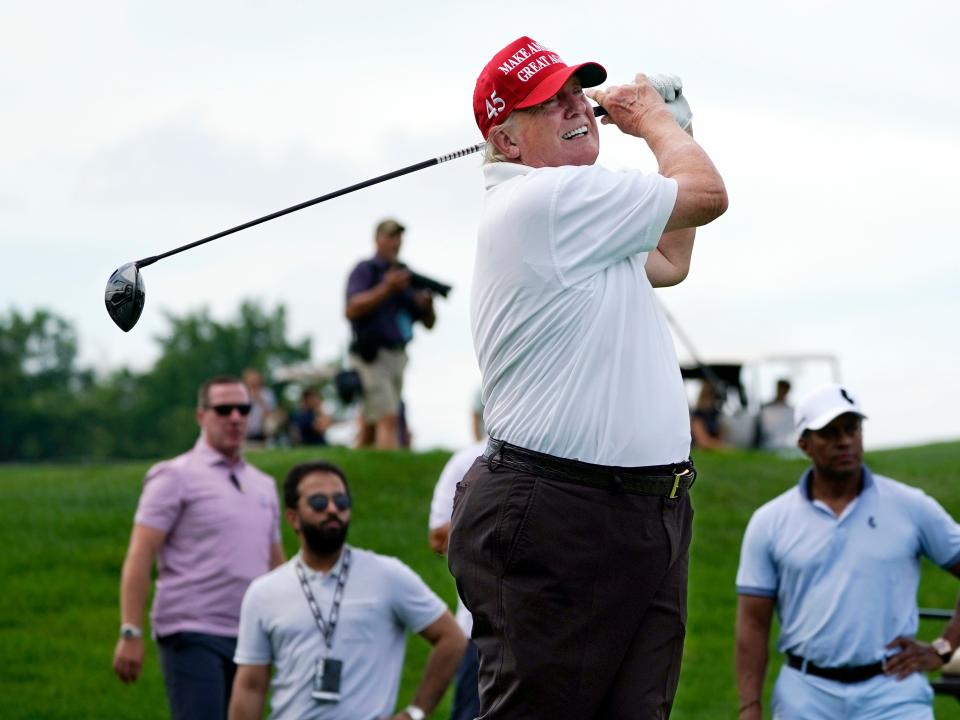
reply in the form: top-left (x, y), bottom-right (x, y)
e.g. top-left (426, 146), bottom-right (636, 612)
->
top-left (104, 105), bottom-right (610, 332)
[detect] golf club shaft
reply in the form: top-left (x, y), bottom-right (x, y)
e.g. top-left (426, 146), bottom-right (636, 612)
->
top-left (133, 105), bottom-right (609, 269)
top-left (135, 144), bottom-right (482, 269)
top-left (658, 299), bottom-right (725, 390)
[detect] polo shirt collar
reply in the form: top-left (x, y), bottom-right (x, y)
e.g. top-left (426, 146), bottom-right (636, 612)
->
top-left (297, 545), bottom-right (351, 581)
top-left (483, 161), bottom-right (535, 190)
top-left (193, 435), bottom-right (246, 471)
top-left (797, 464), bottom-right (876, 502)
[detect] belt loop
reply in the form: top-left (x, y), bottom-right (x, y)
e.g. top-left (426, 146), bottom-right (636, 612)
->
top-left (611, 473), bottom-right (624, 494)
top-left (487, 440), bottom-right (502, 471)
top-left (801, 657), bottom-right (809, 674)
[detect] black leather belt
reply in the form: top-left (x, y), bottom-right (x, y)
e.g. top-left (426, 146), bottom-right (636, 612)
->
top-left (483, 438), bottom-right (695, 498)
top-left (786, 653), bottom-right (884, 684)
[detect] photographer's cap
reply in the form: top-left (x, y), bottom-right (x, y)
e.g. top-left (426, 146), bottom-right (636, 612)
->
top-left (375, 218), bottom-right (405, 237)
top-left (473, 36), bottom-right (606, 138)
top-left (794, 383), bottom-right (867, 434)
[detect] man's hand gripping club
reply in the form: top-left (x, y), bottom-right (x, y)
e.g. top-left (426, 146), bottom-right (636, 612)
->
top-left (587, 73), bottom-right (692, 135)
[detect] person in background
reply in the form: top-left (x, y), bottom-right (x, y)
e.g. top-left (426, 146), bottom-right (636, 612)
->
top-left (756, 378), bottom-right (794, 450)
top-left (230, 460), bottom-right (466, 720)
top-left (428, 404), bottom-right (487, 720)
top-left (113, 374), bottom-right (285, 720)
top-left (243, 368), bottom-right (278, 445)
top-left (691, 381), bottom-right (731, 450)
top-left (345, 219), bottom-right (436, 449)
top-left (292, 387), bottom-right (332, 446)
top-left (736, 383), bottom-right (960, 719)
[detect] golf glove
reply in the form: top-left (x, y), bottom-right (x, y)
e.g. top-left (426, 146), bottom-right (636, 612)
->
top-left (648, 74), bottom-right (692, 130)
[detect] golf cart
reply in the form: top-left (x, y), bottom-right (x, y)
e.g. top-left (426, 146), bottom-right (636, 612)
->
top-left (680, 354), bottom-right (842, 450)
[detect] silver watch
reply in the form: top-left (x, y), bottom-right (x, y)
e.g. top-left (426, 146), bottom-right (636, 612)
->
top-left (403, 705), bottom-right (426, 720)
top-left (932, 637), bottom-right (954, 663)
top-left (120, 623), bottom-right (143, 640)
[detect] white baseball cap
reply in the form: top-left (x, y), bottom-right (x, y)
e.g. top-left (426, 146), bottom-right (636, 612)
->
top-left (794, 383), bottom-right (867, 434)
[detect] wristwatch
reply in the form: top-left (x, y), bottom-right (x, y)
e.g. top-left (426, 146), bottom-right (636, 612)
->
top-left (931, 637), bottom-right (954, 663)
top-left (403, 705), bottom-right (426, 720)
top-left (120, 623), bottom-right (143, 640)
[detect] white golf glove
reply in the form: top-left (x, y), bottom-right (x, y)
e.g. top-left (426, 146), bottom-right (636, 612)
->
top-left (648, 74), bottom-right (692, 130)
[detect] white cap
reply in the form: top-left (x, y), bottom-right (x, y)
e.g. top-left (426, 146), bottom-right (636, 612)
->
top-left (794, 383), bottom-right (867, 434)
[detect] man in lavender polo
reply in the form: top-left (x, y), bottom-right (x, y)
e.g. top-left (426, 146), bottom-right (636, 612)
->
top-left (112, 374), bottom-right (285, 720)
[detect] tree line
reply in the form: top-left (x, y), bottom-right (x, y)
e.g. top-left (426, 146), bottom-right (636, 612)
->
top-left (0, 302), bottom-right (310, 461)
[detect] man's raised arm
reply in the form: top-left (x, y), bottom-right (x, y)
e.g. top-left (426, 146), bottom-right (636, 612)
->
top-left (587, 75), bottom-right (727, 232)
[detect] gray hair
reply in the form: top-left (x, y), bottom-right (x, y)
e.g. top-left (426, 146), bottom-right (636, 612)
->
top-left (483, 112), bottom-right (521, 165)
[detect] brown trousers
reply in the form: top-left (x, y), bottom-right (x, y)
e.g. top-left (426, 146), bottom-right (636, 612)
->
top-left (448, 457), bottom-right (694, 720)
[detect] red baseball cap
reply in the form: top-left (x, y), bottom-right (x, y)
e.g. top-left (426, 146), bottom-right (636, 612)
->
top-left (473, 36), bottom-right (606, 138)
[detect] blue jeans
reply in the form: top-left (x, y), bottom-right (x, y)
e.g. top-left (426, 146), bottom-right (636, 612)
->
top-left (157, 632), bottom-right (237, 720)
top-left (451, 640), bottom-right (481, 720)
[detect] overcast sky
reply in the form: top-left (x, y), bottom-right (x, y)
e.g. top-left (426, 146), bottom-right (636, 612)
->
top-left (3, 0), bottom-right (958, 451)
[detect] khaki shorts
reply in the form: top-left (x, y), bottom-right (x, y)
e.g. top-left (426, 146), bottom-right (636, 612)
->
top-left (351, 348), bottom-right (407, 423)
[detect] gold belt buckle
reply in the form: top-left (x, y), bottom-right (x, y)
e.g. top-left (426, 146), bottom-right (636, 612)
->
top-left (669, 472), bottom-right (682, 499)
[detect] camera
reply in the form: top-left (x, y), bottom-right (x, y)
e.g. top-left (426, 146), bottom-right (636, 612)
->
top-left (397, 264), bottom-right (452, 297)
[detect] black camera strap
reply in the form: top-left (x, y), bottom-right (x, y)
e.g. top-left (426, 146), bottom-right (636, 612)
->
top-left (295, 548), bottom-right (352, 650)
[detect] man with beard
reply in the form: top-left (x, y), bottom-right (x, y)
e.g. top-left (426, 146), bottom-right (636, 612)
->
top-left (229, 460), bottom-right (466, 720)
top-left (113, 375), bottom-right (285, 720)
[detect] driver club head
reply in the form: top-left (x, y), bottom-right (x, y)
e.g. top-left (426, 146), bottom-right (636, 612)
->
top-left (104, 262), bottom-right (146, 332)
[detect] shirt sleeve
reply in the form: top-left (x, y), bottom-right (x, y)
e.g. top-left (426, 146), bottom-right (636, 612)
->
top-left (133, 462), bottom-right (184, 533)
top-left (234, 579), bottom-right (274, 665)
top-left (345, 261), bottom-right (375, 300)
top-left (428, 448), bottom-right (476, 529)
top-left (549, 165), bottom-right (678, 286)
top-left (269, 487), bottom-right (282, 545)
top-left (386, 558), bottom-right (447, 633)
top-left (912, 491), bottom-right (960, 569)
top-left (736, 510), bottom-right (779, 597)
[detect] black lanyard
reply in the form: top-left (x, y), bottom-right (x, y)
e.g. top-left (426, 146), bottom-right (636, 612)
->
top-left (295, 548), bottom-right (352, 650)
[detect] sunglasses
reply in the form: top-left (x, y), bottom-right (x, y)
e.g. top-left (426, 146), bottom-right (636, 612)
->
top-left (207, 403), bottom-right (253, 417)
top-left (306, 492), bottom-right (352, 512)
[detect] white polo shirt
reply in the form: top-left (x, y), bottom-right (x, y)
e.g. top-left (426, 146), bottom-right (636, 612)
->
top-left (428, 439), bottom-right (487, 636)
top-left (234, 547), bottom-right (446, 720)
top-left (736, 467), bottom-right (960, 667)
top-left (471, 161), bottom-right (686, 466)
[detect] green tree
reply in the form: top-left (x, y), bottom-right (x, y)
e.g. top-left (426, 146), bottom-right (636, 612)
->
top-left (108, 300), bottom-right (311, 458)
top-left (0, 309), bottom-right (94, 460)
top-left (0, 301), bottom-right (311, 460)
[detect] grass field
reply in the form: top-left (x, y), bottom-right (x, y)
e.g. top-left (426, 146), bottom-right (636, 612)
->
top-left (2, 442), bottom-right (959, 719)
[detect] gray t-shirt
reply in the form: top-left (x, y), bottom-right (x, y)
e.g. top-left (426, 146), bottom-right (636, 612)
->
top-left (235, 547), bottom-right (446, 719)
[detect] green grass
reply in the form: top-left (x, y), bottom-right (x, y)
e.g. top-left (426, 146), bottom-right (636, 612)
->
top-left (1, 443), bottom-right (959, 718)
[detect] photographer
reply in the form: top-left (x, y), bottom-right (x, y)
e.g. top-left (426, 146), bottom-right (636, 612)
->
top-left (344, 219), bottom-right (437, 449)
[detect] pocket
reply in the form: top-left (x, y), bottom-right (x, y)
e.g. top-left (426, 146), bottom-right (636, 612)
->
top-left (335, 600), bottom-right (379, 643)
top-left (452, 479), bottom-right (469, 515)
top-left (661, 494), bottom-right (694, 568)
top-left (495, 476), bottom-right (540, 574)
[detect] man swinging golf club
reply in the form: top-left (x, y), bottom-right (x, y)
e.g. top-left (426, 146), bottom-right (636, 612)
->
top-left (447, 36), bottom-right (727, 718)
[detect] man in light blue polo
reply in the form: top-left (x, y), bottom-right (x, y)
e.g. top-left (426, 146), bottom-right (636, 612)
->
top-left (229, 460), bottom-right (466, 720)
top-left (735, 383), bottom-right (960, 719)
